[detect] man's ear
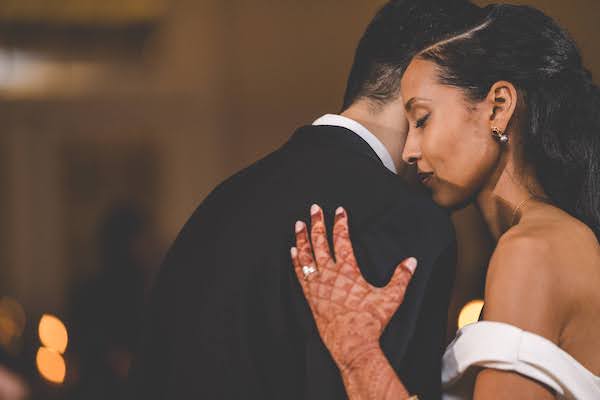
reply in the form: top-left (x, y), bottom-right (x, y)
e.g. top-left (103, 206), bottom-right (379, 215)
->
top-left (486, 80), bottom-right (518, 132)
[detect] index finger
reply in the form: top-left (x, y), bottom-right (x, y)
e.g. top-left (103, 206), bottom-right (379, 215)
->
top-left (291, 247), bottom-right (311, 301)
top-left (295, 220), bottom-right (318, 283)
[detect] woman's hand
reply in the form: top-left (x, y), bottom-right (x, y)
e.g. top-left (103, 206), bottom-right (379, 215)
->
top-left (291, 205), bottom-right (417, 373)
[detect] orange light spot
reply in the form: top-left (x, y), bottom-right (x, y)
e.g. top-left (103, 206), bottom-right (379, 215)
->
top-left (36, 347), bottom-right (66, 384)
top-left (38, 314), bottom-right (68, 354)
top-left (458, 299), bottom-right (484, 329)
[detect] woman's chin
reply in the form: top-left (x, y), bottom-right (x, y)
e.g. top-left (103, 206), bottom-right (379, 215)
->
top-left (431, 189), bottom-right (472, 211)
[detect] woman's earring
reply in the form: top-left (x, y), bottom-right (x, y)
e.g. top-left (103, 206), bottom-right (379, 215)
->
top-left (491, 127), bottom-right (509, 144)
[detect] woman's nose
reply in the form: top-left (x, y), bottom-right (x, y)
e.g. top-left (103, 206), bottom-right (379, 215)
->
top-left (401, 133), bottom-right (421, 165)
top-left (405, 156), bottom-right (418, 165)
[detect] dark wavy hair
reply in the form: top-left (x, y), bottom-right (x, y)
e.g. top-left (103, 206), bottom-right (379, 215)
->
top-left (416, 4), bottom-right (600, 240)
top-left (342, 0), bottom-right (482, 110)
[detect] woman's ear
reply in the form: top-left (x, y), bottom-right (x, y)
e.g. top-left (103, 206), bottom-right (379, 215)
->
top-left (487, 80), bottom-right (518, 132)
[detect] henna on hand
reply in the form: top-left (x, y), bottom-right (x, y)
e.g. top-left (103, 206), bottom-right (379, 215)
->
top-left (291, 205), bottom-right (418, 400)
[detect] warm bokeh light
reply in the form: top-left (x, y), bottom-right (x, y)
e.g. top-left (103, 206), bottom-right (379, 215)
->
top-left (458, 299), bottom-right (485, 329)
top-left (38, 314), bottom-right (68, 354)
top-left (36, 347), bottom-right (66, 384)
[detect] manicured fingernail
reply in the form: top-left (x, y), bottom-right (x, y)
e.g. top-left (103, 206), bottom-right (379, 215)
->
top-left (295, 221), bottom-right (305, 233)
top-left (406, 258), bottom-right (418, 274)
top-left (310, 204), bottom-right (320, 215)
top-left (290, 247), bottom-right (298, 257)
top-left (335, 206), bottom-right (344, 215)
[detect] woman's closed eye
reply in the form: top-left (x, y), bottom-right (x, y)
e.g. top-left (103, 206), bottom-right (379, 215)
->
top-left (415, 113), bottom-right (430, 129)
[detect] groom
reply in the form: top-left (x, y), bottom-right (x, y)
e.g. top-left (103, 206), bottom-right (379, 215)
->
top-left (131, 1), bottom-right (481, 399)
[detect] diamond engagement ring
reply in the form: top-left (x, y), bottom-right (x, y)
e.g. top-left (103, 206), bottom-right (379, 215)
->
top-left (302, 265), bottom-right (318, 280)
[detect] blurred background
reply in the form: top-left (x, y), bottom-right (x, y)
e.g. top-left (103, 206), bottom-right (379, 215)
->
top-left (0, 0), bottom-right (598, 398)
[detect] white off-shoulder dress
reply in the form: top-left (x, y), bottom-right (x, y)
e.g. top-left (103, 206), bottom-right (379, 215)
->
top-left (442, 321), bottom-right (600, 399)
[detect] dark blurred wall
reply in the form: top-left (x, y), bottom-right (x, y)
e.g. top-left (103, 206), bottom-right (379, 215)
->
top-left (0, 0), bottom-right (385, 315)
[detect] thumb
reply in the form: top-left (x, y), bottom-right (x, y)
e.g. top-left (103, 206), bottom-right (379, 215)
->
top-left (384, 257), bottom-right (418, 304)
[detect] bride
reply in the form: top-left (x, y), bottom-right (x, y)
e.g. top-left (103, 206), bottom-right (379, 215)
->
top-left (290, 4), bottom-right (600, 399)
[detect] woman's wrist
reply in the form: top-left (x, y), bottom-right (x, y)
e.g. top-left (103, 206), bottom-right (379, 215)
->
top-left (337, 342), bottom-right (382, 375)
top-left (339, 345), bottom-right (411, 400)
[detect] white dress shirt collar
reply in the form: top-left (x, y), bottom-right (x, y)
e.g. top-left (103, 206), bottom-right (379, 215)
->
top-left (312, 114), bottom-right (397, 174)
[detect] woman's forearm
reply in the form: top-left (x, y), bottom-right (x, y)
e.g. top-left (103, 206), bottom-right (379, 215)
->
top-left (339, 347), bottom-right (412, 400)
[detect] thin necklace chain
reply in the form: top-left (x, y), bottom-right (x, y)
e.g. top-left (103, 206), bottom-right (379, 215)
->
top-left (510, 195), bottom-right (549, 227)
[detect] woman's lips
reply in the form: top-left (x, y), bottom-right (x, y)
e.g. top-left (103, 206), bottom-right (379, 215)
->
top-left (417, 172), bottom-right (434, 186)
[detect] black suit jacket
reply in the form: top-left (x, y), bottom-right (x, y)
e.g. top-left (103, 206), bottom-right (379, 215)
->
top-left (131, 125), bottom-right (456, 399)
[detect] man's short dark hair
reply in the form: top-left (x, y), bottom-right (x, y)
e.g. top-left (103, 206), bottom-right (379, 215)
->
top-left (342, 0), bottom-right (482, 111)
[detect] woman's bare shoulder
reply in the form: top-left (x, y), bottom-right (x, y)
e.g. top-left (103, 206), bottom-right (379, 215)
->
top-left (483, 211), bottom-right (600, 343)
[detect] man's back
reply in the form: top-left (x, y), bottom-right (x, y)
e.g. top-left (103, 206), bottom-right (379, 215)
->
top-left (131, 125), bottom-right (456, 399)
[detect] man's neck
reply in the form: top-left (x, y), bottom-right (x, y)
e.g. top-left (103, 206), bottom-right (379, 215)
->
top-left (341, 99), bottom-right (408, 174)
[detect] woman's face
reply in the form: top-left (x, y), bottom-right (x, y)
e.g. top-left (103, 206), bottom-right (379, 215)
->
top-left (400, 58), bottom-right (502, 209)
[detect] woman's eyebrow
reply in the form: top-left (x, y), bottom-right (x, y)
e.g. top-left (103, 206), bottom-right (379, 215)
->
top-left (405, 97), bottom-right (432, 111)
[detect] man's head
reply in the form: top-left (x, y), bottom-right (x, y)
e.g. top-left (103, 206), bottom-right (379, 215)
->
top-left (342, 0), bottom-right (482, 112)
top-left (339, 0), bottom-right (482, 174)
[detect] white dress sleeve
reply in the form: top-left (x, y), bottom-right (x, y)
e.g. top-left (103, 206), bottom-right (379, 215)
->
top-left (441, 321), bottom-right (600, 400)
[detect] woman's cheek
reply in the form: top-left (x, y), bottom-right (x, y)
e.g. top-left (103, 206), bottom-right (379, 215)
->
top-left (425, 135), bottom-right (486, 206)
top-left (423, 127), bottom-right (459, 177)
top-left (421, 130), bottom-right (444, 167)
